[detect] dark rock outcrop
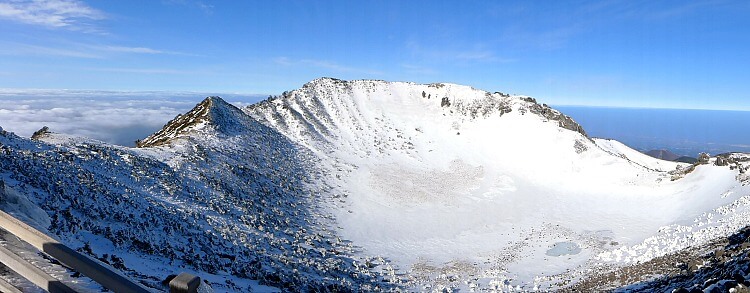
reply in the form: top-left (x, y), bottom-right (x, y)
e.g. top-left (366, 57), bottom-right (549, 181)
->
top-left (698, 153), bottom-right (711, 164)
top-left (527, 102), bottom-right (588, 137)
top-left (31, 126), bottom-right (50, 140)
top-left (441, 97), bottom-right (451, 107)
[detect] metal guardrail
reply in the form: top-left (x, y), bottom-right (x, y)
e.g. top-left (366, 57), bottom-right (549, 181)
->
top-left (0, 209), bottom-right (152, 292)
top-left (0, 244), bottom-right (76, 292)
top-left (0, 273), bottom-right (23, 293)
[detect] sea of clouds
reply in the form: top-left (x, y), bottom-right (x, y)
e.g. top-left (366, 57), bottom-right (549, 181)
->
top-left (0, 89), bottom-right (265, 146)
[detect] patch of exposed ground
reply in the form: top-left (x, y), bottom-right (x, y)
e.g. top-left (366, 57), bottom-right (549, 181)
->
top-left (567, 226), bottom-right (750, 292)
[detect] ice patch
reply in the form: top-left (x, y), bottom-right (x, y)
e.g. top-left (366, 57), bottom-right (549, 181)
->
top-left (546, 242), bottom-right (582, 256)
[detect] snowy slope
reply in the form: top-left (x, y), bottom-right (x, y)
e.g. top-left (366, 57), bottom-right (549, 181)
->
top-left (0, 99), bottom-right (393, 292)
top-left (246, 78), bottom-right (750, 291)
top-left (594, 138), bottom-right (685, 172)
top-left (1, 79), bottom-right (750, 292)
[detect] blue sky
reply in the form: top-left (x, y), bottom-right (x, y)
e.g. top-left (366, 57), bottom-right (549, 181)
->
top-left (1, 0), bottom-right (749, 110)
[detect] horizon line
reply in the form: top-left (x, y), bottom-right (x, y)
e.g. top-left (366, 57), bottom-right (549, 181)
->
top-left (551, 103), bottom-right (750, 113)
top-left (0, 87), bottom-right (747, 112)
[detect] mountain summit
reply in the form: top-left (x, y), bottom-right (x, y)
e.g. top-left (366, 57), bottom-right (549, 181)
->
top-left (136, 96), bottom-right (248, 147)
top-left (248, 78), bottom-right (588, 158)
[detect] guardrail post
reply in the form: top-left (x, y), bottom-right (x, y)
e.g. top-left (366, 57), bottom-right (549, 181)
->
top-left (169, 272), bottom-right (201, 293)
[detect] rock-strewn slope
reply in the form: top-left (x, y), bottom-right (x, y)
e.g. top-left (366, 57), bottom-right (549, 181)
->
top-left (0, 97), bottom-right (394, 291)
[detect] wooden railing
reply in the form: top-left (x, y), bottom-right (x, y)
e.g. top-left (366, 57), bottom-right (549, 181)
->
top-left (0, 209), bottom-right (201, 292)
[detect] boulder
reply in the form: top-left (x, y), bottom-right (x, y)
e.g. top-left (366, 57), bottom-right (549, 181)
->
top-left (441, 97), bottom-right (451, 107)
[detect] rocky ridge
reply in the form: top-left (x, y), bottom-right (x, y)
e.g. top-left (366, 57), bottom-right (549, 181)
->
top-left (247, 77), bottom-right (588, 157)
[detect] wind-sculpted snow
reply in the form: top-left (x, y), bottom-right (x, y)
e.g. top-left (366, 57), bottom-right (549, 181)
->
top-left (3, 78), bottom-right (750, 291)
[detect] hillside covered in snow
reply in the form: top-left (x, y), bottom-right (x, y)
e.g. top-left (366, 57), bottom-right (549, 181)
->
top-left (2, 78), bottom-right (750, 292)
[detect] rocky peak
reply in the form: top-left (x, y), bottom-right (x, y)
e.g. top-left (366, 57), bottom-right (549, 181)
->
top-left (515, 99), bottom-right (587, 137)
top-left (136, 96), bottom-right (247, 147)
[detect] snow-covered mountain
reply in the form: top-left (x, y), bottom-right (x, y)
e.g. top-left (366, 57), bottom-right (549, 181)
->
top-left (2, 78), bottom-right (750, 292)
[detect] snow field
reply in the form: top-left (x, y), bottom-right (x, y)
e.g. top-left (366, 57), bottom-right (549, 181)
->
top-left (249, 78), bottom-right (750, 290)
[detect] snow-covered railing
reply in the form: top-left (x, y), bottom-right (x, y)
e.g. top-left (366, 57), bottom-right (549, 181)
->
top-left (0, 209), bottom-right (152, 292)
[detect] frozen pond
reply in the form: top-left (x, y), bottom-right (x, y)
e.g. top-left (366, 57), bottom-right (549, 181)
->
top-left (546, 241), bottom-right (582, 256)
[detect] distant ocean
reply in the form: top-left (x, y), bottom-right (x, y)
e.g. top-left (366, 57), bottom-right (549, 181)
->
top-left (554, 106), bottom-right (750, 157)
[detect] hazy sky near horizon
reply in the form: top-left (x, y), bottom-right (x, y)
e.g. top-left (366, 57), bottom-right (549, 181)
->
top-left (0, 0), bottom-right (749, 110)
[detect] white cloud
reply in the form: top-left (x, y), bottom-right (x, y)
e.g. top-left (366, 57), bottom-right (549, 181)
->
top-left (163, 0), bottom-right (214, 15)
top-left (89, 45), bottom-right (199, 56)
top-left (0, 90), bottom-right (266, 146)
top-left (84, 67), bottom-right (203, 75)
top-left (0, 42), bottom-right (196, 59)
top-left (400, 64), bottom-right (438, 76)
top-left (0, 42), bottom-right (103, 58)
top-left (274, 57), bottom-right (383, 75)
top-left (0, 0), bottom-right (105, 31)
top-left (96, 45), bottom-right (165, 54)
top-left (454, 51), bottom-right (516, 63)
top-left (405, 41), bottom-right (516, 64)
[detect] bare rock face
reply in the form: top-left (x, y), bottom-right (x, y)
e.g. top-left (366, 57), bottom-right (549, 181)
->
top-left (31, 126), bottom-right (50, 140)
top-left (527, 101), bottom-right (588, 137)
top-left (698, 153), bottom-right (711, 164)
